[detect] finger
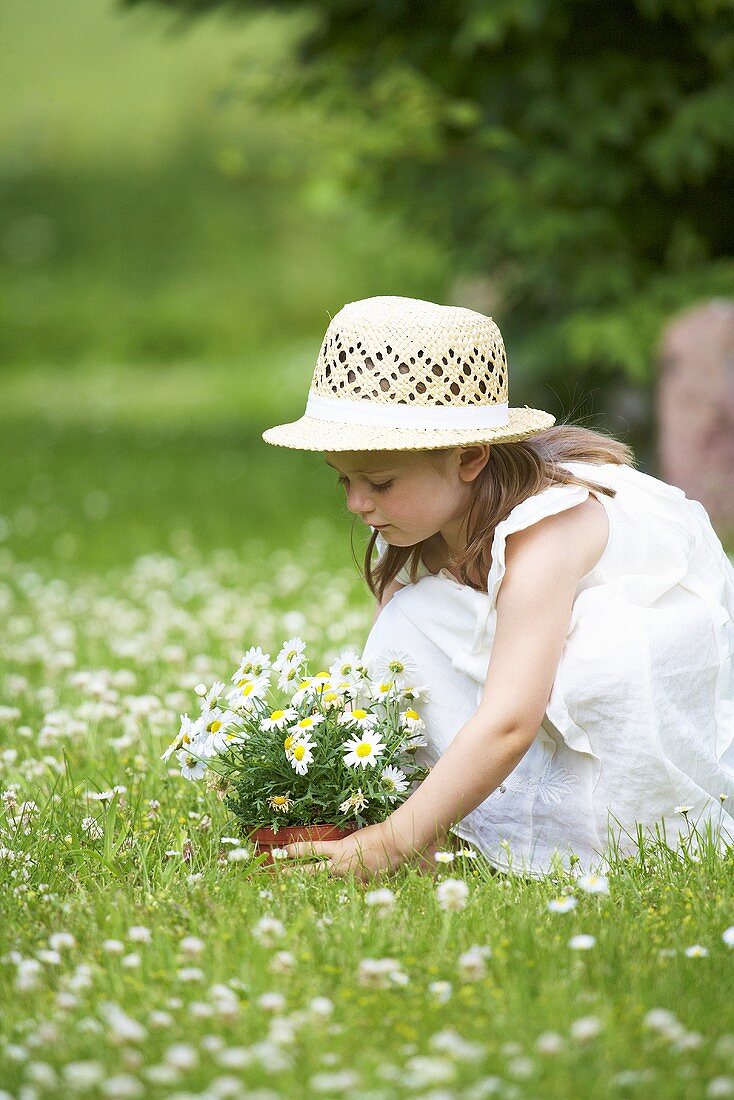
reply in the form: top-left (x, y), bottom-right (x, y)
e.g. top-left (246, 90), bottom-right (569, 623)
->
top-left (284, 841), bottom-right (327, 859)
top-left (280, 861), bottom-right (328, 876)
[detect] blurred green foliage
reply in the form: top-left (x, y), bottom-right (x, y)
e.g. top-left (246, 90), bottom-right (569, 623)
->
top-left (125, 0), bottom-right (734, 410)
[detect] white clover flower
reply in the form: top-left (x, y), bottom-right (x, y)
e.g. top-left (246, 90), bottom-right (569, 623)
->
top-left (568, 934), bottom-right (596, 951)
top-left (577, 873), bottom-right (610, 895)
top-left (722, 927), bottom-right (734, 947)
top-left (428, 980), bottom-right (453, 1003)
top-left (535, 1031), bottom-right (566, 1054)
top-left (127, 926), bottom-right (152, 944)
top-left (707, 1077), bottom-right (734, 1097)
top-left (269, 951), bottom-right (296, 975)
top-left (227, 847), bottom-right (251, 863)
top-left (258, 991), bottom-right (287, 1013)
top-left (81, 816), bottom-right (104, 840)
top-left (176, 967), bottom-right (204, 983)
top-left (547, 895), bottom-right (578, 913)
top-left (342, 729), bottom-right (386, 770)
top-left (365, 887), bottom-right (396, 913)
top-left (102, 940), bottom-right (125, 955)
top-left (643, 1007), bottom-right (679, 1032)
top-left (252, 916), bottom-right (285, 947)
top-left (456, 944), bottom-right (492, 981)
top-left (163, 1043), bottom-right (198, 1071)
top-left (48, 932), bottom-right (76, 951)
top-left (570, 1016), bottom-right (603, 1041)
top-left (433, 850), bottom-right (456, 864)
top-left (357, 957), bottom-right (404, 990)
top-left (436, 877), bottom-right (470, 912)
top-left (179, 935), bottom-right (205, 957)
top-left (308, 996), bottom-right (334, 1018)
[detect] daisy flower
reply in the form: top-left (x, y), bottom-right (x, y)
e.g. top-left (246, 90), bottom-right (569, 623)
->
top-left (370, 679), bottom-right (402, 702)
top-left (547, 896), bottom-right (578, 913)
top-left (339, 789), bottom-right (369, 814)
top-left (290, 674), bottom-right (331, 707)
top-left (674, 804), bottom-right (694, 816)
top-left (199, 682), bottom-right (226, 713)
top-left (577, 873), bottom-right (610, 895)
top-left (177, 749), bottom-right (207, 782)
top-left (227, 674), bottom-right (270, 708)
top-left (287, 736), bottom-right (315, 777)
top-left (200, 709), bottom-right (238, 757)
top-left (233, 646), bottom-right (272, 679)
top-left (329, 649), bottom-right (367, 682)
top-left (338, 707), bottom-right (377, 730)
top-left (342, 729), bottom-right (386, 770)
top-left (399, 683), bottom-right (430, 703)
top-left (370, 650), bottom-right (419, 688)
top-left (400, 707), bottom-right (426, 733)
top-left (267, 793), bottom-right (293, 814)
top-left (290, 713), bottom-right (326, 736)
top-left (261, 707), bottom-right (297, 732)
top-left (274, 637), bottom-right (306, 673)
top-left (379, 765), bottom-right (409, 801)
top-left (161, 714), bottom-right (200, 762)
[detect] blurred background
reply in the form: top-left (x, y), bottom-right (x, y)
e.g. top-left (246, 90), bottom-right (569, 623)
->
top-left (3, 0), bottom-right (733, 579)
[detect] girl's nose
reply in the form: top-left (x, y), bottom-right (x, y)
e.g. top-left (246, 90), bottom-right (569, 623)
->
top-left (346, 486), bottom-right (374, 516)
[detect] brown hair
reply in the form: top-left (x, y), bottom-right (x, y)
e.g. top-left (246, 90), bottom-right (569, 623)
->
top-left (363, 423), bottom-right (635, 599)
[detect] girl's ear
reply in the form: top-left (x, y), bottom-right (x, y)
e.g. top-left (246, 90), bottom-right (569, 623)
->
top-left (458, 445), bottom-right (491, 483)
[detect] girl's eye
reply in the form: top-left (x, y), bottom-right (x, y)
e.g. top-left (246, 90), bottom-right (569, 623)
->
top-left (336, 475), bottom-right (392, 493)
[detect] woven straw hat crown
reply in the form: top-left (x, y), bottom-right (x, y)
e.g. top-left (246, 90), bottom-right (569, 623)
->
top-left (262, 295), bottom-right (555, 451)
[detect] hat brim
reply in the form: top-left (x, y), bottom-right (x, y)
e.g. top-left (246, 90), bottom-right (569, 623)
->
top-left (261, 407), bottom-right (556, 452)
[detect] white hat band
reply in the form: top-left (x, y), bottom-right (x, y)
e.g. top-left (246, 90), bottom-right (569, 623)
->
top-left (305, 392), bottom-right (510, 429)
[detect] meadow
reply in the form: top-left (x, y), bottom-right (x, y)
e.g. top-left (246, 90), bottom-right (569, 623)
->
top-left (2, 371), bottom-right (734, 1100)
top-left (2, 1), bottom-right (734, 1096)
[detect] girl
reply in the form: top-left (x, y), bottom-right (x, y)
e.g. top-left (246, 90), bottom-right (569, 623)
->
top-left (262, 295), bottom-right (734, 881)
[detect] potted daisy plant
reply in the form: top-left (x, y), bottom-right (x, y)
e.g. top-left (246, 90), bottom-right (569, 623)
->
top-left (161, 638), bottom-right (431, 864)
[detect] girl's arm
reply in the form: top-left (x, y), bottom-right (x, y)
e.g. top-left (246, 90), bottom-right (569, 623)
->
top-left (381, 498), bottom-right (609, 859)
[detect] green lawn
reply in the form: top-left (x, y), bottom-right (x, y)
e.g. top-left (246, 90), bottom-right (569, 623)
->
top-left (1, 369), bottom-right (733, 1099)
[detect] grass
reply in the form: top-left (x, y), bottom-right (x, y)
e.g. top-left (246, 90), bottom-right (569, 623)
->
top-left (2, 373), bottom-right (734, 1099)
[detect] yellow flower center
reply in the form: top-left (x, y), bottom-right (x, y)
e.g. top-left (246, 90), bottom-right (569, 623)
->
top-left (405, 708), bottom-right (420, 721)
top-left (294, 744), bottom-right (306, 761)
top-left (356, 743), bottom-right (372, 758)
top-left (297, 718), bottom-right (313, 729)
top-left (270, 710), bottom-right (285, 721)
top-left (272, 795), bottom-right (288, 806)
top-left (284, 735), bottom-right (295, 751)
top-left (323, 692), bottom-right (338, 702)
top-left (352, 709), bottom-right (368, 720)
top-left (208, 720), bottom-right (222, 733)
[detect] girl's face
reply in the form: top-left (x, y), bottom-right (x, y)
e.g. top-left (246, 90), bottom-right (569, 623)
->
top-left (324, 446), bottom-right (490, 550)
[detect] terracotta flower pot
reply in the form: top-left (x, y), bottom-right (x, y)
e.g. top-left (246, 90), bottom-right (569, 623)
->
top-left (248, 822), bottom-right (358, 867)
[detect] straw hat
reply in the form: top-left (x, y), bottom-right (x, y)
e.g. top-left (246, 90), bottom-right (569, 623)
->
top-left (261, 295), bottom-right (555, 451)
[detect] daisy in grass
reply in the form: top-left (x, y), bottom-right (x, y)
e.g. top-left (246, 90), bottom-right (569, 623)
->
top-left (287, 734), bottom-right (315, 776)
top-left (268, 793), bottom-right (294, 813)
top-left (380, 765), bottom-right (410, 801)
top-left (262, 707), bottom-right (297, 732)
top-left (342, 728), bottom-right (386, 769)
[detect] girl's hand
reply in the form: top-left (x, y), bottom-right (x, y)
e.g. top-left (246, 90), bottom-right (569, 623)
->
top-left (280, 822), bottom-right (410, 883)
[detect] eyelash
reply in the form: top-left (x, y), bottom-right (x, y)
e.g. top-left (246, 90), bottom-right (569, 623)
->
top-left (336, 475), bottom-right (393, 494)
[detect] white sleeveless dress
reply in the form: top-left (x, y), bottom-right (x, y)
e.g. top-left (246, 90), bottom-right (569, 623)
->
top-left (362, 460), bottom-right (734, 878)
